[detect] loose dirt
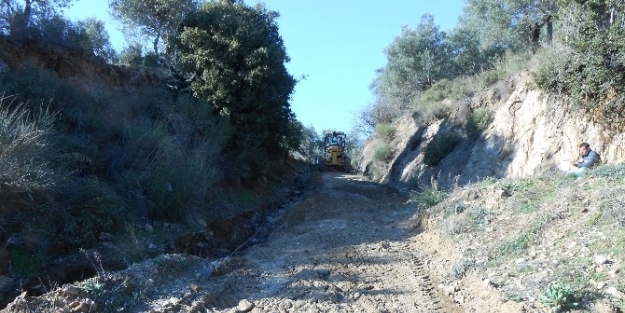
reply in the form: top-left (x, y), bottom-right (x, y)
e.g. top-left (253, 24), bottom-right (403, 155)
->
top-left (198, 171), bottom-right (462, 313)
top-left (5, 172), bottom-right (476, 312)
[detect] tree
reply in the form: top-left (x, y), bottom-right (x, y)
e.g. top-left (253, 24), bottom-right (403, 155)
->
top-left (462, 0), bottom-right (558, 52)
top-left (0, 0), bottom-right (74, 36)
top-left (536, 0), bottom-right (625, 105)
top-left (76, 18), bottom-right (117, 62)
top-left (175, 0), bottom-right (298, 179)
top-left (373, 14), bottom-right (450, 111)
top-left (109, 0), bottom-right (197, 56)
top-left (446, 24), bottom-right (491, 76)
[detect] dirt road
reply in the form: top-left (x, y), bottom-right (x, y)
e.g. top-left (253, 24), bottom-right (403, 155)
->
top-left (5, 171), bottom-right (465, 313)
top-left (191, 172), bottom-right (461, 313)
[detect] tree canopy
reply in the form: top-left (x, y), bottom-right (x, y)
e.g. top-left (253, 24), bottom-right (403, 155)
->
top-left (1, 0), bottom-right (74, 36)
top-left (175, 0), bottom-right (298, 179)
top-left (109, 0), bottom-right (197, 56)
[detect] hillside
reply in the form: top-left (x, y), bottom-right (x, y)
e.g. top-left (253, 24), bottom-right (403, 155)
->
top-left (360, 71), bottom-right (625, 190)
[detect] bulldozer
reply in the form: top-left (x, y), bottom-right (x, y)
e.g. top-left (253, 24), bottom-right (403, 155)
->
top-left (320, 131), bottom-right (350, 172)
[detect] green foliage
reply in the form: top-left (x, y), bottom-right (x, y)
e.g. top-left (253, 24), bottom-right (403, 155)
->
top-left (115, 112), bottom-right (226, 220)
top-left (589, 164), bottom-right (625, 181)
top-left (374, 14), bottom-right (450, 110)
top-left (463, 0), bottom-right (558, 53)
top-left (423, 132), bottom-right (461, 166)
top-left (373, 143), bottom-right (392, 162)
top-left (57, 178), bottom-right (125, 247)
top-left (496, 217), bottom-right (545, 255)
top-left (412, 101), bottom-right (451, 125)
top-left (8, 247), bottom-right (38, 277)
top-left (1, 0), bottom-right (76, 38)
top-left (0, 100), bottom-right (58, 192)
top-left (410, 188), bottom-right (448, 210)
top-left (0, 66), bottom-right (108, 133)
top-left (465, 108), bottom-right (493, 137)
top-left (110, 0), bottom-right (196, 55)
top-left (175, 0), bottom-right (298, 179)
top-left (421, 79), bottom-right (468, 103)
top-left (76, 18), bottom-right (117, 62)
top-left (375, 123), bottom-right (395, 140)
top-left (469, 207), bottom-right (489, 225)
top-left (534, 1), bottom-right (625, 113)
top-left (540, 283), bottom-right (577, 313)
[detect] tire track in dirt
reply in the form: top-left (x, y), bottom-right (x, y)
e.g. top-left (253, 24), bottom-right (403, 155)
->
top-left (189, 172), bottom-right (462, 313)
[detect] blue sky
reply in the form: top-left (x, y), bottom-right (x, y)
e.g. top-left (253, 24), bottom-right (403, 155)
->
top-left (65, 0), bottom-right (466, 135)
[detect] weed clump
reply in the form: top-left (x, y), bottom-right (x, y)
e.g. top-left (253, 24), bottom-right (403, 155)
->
top-left (423, 132), bottom-right (461, 166)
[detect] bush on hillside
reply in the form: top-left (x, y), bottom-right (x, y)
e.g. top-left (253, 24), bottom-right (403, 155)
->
top-left (373, 143), bottom-right (393, 163)
top-left (375, 123), bottom-right (395, 140)
top-left (465, 108), bottom-right (493, 137)
top-left (423, 132), bottom-right (461, 166)
top-left (0, 100), bottom-right (58, 192)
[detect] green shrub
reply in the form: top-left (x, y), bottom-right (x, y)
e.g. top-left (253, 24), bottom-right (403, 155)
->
top-left (0, 101), bottom-right (58, 192)
top-left (373, 143), bottom-right (393, 162)
top-left (116, 117), bottom-right (224, 221)
top-left (413, 101), bottom-right (451, 124)
top-left (410, 188), bottom-right (448, 210)
top-left (0, 66), bottom-right (109, 133)
top-left (375, 123), bottom-right (395, 140)
top-left (540, 283), bottom-right (577, 313)
top-left (423, 132), bottom-right (461, 166)
top-left (469, 207), bottom-right (489, 225)
top-left (57, 178), bottom-right (125, 247)
top-left (421, 79), bottom-right (469, 102)
top-left (465, 108), bottom-right (493, 137)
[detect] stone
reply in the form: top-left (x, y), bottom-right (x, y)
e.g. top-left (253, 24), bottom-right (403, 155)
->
top-left (316, 269), bottom-right (331, 277)
top-left (62, 285), bottom-right (85, 297)
top-left (237, 299), bottom-right (255, 312)
top-left (606, 287), bottom-right (624, 299)
top-left (144, 223), bottom-right (154, 233)
top-left (593, 255), bottom-right (609, 265)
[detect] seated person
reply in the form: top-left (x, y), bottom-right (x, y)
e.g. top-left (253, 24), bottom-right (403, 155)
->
top-left (561, 142), bottom-right (601, 176)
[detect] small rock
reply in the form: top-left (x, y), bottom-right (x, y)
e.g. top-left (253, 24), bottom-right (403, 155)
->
top-left (144, 223), bottom-right (154, 233)
top-left (606, 287), bottom-right (624, 299)
top-left (594, 255), bottom-right (609, 265)
top-left (63, 285), bottom-right (84, 297)
top-left (316, 269), bottom-right (331, 277)
top-left (148, 243), bottom-right (158, 250)
top-left (515, 258), bottom-right (526, 264)
top-left (443, 285), bottom-right (456, 296)
top-left (237, 299), bottom-right (254, 312)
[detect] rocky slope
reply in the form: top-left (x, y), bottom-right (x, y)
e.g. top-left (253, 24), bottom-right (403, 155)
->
top-left (362, 72), bottom-right (625, 190)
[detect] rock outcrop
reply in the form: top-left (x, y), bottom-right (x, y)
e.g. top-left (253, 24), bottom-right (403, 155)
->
top-left (363, 72), bottom-right (625, 190)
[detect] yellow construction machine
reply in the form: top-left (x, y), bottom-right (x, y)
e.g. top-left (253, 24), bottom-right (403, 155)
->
top-left (321, 131), bottom-right (350, 172)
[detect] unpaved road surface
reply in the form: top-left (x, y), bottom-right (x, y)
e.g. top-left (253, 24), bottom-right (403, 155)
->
top-left (195, 172), bottom-right (461, 313)
top-left (5, 172), bottom-right (465, 313)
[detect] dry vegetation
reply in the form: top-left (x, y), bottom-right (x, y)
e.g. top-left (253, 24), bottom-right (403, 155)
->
top-left (412, 164), bottom-right (625, 312)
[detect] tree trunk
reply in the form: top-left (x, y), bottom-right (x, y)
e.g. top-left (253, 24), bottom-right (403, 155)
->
top-left (545, 15), bottom-right (553, 44)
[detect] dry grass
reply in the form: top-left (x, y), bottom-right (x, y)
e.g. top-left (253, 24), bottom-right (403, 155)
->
top-left (426, 165), bottom-right (625, 311)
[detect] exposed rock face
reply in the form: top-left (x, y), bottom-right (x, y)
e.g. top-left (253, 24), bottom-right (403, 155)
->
top-left (364, 72), bottom-right (625, 190)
